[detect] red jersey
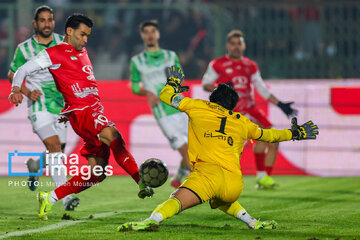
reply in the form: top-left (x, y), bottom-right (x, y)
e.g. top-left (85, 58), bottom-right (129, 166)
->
top-left (202, 55), bottom-right (271, 112)
top-left (35, 42), bottom-right (99, 113)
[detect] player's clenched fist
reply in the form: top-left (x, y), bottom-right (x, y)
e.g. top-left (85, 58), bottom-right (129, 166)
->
top-left (8, 87), bottom-right (23, 106)
top-left (28, 89), bottom-right (42, 101)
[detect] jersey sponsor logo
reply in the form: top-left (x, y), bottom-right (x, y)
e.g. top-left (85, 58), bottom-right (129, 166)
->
top-left (232, 76), bottom-right (248, 89)
top-left (204, 130), bottom-right (234, 145)
top-left (204, 130), bottom-right (227, 140)
top-left (65, 49), bottom-right (73, 52)
top-left (206, 102), bottom-right (225, 112)
top-left (71, 83), bottom-right (98, 98)
top-left (70, 56), bottom-right (78, 60)
top-left (82, 65), bottom-right (95, 80)
top-left (223, 61), bottom-right (232, 67)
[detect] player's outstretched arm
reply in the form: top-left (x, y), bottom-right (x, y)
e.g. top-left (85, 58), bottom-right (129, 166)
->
top-left (159, 66), bottom-right (189, 109)
top-left (255, 117), bottom-right (319, 143)
top-left (267, 95), bottom-right (298, 118)
top-left (290, 117), bottom-right (319, 140)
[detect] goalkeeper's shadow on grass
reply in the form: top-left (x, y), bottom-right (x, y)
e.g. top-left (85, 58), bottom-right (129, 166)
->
top-left (162, 223), bottom-right (249, 231)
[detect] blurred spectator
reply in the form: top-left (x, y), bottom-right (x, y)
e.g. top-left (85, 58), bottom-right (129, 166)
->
top-left (15, 27), bottom-right (31, 45)
top-left (287, 2), bottom-right (322, 60)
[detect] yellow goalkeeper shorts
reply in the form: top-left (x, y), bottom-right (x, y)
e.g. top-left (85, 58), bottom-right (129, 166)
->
top-left (180, 160), bottom-right (243, 204)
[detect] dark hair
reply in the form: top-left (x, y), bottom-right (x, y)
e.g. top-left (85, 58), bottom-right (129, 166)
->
top-left (209, 83), bottom-right (239, 110)
top-left (65, 14), bottom-right (93, 33)
top-left (34, 5), bottom-right (53, 21)
top-left (139, 19), bottom-right (159, 32)
top-left (227, 29), bottom-right (244, 42)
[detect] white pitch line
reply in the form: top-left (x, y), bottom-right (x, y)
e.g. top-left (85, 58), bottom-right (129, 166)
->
top-left (0, 209), bottom-right (141, 239)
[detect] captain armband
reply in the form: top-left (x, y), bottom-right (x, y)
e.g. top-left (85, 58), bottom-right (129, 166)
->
top-left (170, 94), bottom-right (184, 109)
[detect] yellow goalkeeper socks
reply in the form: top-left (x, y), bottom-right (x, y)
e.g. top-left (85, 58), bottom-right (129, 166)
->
top-left (146, 197), bottom-right (182, 223)
top-left (218, 201), bottom-right (257, 225)
top-left (218, 201), bottom-right (244, 217)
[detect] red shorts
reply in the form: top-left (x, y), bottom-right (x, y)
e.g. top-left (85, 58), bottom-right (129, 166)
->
top-left (235, 105), bottom-right (273, 129)
top-left (66, 102), bottom-right (114, 159)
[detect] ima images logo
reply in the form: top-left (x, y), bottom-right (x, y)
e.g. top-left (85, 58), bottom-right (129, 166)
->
top-left (8, 150), bottom-right (113, 180)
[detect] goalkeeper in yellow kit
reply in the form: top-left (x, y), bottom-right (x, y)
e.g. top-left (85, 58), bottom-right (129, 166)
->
top-left (118, 66), bottom-right (319, 231)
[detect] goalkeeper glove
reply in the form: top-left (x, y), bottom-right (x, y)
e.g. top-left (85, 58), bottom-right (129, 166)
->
top-left (290, 117), bottom-right (319, 140)
top-left (138, 181), bottom-right (154, 199)
top-left (277, 101), bottom-right (298, 118)
top-left (165, 65), bottom-right (189, 93)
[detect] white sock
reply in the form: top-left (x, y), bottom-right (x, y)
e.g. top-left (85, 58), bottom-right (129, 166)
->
top-left (145, 212), bottom-right (163, 223)
top-left (47, 152), bottom-right (67, 187)
top-left (47, 152), bottom-right (70, 207)
top-left (256, 171), bottom-right (267, 179)
top-left (62, 195), bottom-right (73, 207)
top-left (236, 209), bottom-right (257, 225)
top-left (49, 190), bottom-right (58, 204)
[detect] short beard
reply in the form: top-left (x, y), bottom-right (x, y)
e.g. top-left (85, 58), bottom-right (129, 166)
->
top-left (146, 44), bottom-right (155, 48)
top-left (36, 29), bottom-right (53, 38)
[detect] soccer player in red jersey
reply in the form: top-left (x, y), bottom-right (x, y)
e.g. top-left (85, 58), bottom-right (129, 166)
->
top-left (9, 14), bottom-right (154, 220)
top-left (202, 30), bottom-right (298, 189)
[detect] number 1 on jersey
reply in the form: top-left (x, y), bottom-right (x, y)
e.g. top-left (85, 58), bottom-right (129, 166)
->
top-left (216, 117), bottom-right (227, 135)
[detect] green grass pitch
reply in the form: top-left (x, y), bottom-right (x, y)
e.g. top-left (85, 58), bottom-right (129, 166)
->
top-left (0, 176), bottom-right (359, 240)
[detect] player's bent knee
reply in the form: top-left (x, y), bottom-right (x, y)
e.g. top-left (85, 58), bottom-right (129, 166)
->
top-left (99, 126), bottom-right (122, 146)
top-left (172, 187), bottom-right (202, 211)
top-left (43, 136), bottom-right (62, 152)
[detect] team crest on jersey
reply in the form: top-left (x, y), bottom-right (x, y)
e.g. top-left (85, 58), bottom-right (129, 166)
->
top-left (82, 65), bottom-right (95, 80)
top-left (70, 56), bottom-right (78, 60)
top-left (226, 68), bottom-right (233, 73)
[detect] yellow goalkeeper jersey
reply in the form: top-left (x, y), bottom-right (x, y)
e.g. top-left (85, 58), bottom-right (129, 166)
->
top-left (178, 97), bottom-right (261, 173)
top-left (159, 85), bottom-right (292, 173)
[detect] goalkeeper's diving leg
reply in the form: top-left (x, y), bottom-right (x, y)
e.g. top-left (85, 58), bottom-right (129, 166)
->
top-left (117, 187), bottom-right (200, 231)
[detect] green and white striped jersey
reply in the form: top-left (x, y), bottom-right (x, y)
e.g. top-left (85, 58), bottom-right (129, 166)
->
top-left (10, 33), bottom-right (64, 114)
top-left (130, 49), bottom-right (182, 120)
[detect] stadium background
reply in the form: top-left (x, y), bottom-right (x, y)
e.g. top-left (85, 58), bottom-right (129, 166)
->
top-left (1, 0), bottom-right (359, 177)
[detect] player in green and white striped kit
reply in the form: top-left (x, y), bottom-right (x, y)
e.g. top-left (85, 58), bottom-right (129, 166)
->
top-left (131, 20), bottom-right (192, 188)
top-left (8, 6), bottom-right (79, 211)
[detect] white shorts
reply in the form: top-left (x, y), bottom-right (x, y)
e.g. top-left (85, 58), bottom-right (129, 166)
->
top-left (28, 111), bottom-right (67, 143)
top-left (157, 112), bottom-right (188, 150)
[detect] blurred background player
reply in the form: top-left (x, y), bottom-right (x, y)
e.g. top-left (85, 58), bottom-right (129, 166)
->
top-left (130, 20), bottom-right (191, 188)
top-left (8, 5), bottom-right (79, 211)
top-left (202, 30), bottom-right (298, 189)
top-left (118, 66), bottom-right (318, 232)
top-left (9, 13), bottom-right (153, 220)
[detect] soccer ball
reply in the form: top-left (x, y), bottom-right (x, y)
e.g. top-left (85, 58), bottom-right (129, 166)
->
top-left (139, 158), bottom-right (169, 188)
